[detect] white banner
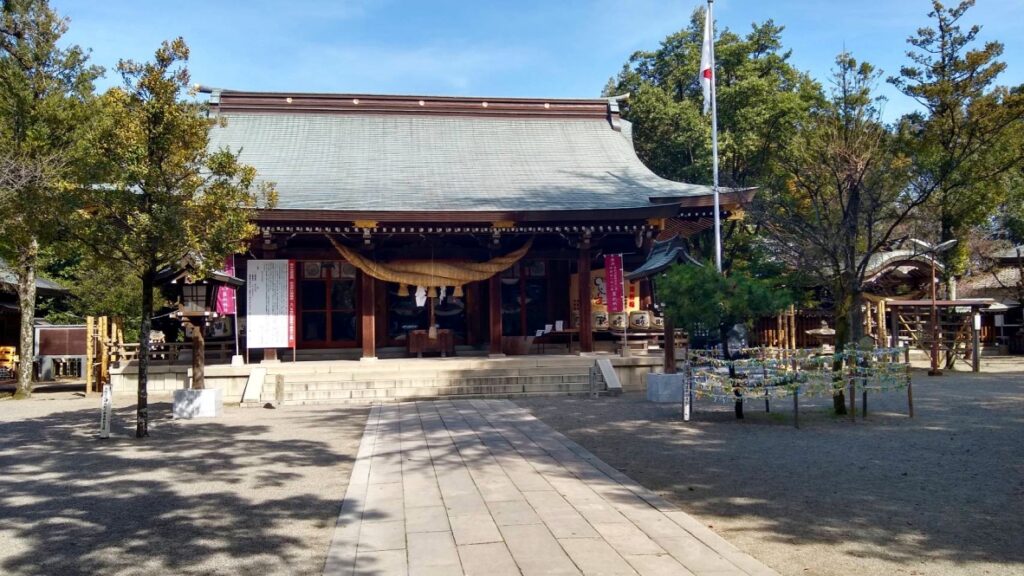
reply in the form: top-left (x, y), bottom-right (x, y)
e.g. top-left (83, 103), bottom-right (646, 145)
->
top-left (246, 260), bottom-right (295, 349)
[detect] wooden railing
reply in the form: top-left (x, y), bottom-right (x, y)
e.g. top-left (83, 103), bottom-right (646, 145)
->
top-left (117, 341), bottom-right (236, 366)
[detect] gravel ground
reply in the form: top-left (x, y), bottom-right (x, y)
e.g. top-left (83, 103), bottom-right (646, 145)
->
top-left (516, 369), bottom-right (1024, 576)
top-left (0, 393), bottom-right (367, 576)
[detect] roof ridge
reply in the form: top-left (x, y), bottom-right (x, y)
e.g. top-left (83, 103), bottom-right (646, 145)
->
top-left (205, 89), bottom-right (618, 121)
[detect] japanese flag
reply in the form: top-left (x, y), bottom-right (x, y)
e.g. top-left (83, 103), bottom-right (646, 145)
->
top-left (699, 7), bottom-right (714, 114)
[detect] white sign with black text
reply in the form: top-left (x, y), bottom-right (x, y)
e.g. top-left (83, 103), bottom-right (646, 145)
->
top-left (246, 260), bottom-right (295, 349)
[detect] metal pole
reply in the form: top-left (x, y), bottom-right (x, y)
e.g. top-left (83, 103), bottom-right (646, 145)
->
top-left (709, 0), bottom-right (722, 273)
top-left (621, 254), bottom-right (628, 357)
top-left (972, 312), bottom-right (981, 373)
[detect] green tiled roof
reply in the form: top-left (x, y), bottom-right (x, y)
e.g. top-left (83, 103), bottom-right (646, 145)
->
top-left (207, 112), bottom-right (714, 213)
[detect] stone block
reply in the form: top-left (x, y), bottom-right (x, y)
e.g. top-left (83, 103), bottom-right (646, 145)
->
top-left (172, 388), bottom-right (223, 419)
top-left (646, 373), bottom-right (685, 403)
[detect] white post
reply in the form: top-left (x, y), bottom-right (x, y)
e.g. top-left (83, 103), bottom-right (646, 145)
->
top-left (99, 383), bottom-right (112, 439)
top-left (709, 0), bottom-right (722, 273)
top-left (683, 373), bottom-right (691, 421)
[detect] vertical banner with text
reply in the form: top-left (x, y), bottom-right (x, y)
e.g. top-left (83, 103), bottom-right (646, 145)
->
top-left (216, 255), bottom-right (237, 315)
top-left (604, 254), bottom-right (624, 314)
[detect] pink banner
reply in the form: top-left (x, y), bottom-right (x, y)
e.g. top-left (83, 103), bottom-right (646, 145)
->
top-left (604, 254), bottom-right (624, 313)
top-left (216, 255), bottom-right (237, 315)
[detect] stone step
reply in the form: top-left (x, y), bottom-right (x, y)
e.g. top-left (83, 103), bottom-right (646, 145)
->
top-left (282, 380), bottom-right (592, 401)
top-left (278, 387), bottom-right (598, 406)
top-left (281, 374), bottom-right (591, 392)
top-left (268, 364), bottom-right (594, 382)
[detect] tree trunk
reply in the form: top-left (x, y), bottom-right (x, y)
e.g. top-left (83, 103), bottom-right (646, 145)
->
top-left (13, 237), bottom-right (38, 399)
top-left (191, 323), bottom-right (205, 390)
top-left (832, 287), bottom-right (850, 415)
top-left (136, 268), bottom-right (154, 438)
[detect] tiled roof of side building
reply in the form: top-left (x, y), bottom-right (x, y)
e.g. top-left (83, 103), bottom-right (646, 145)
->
top-left (205, 91), bottom-right (719, 215)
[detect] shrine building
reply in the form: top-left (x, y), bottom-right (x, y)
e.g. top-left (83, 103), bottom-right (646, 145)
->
top-left (204, 89), bottom-right (749, 360)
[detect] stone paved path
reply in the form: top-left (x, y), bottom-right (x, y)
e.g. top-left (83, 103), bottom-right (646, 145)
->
top-left (324, 400), bottom-right (778, 576)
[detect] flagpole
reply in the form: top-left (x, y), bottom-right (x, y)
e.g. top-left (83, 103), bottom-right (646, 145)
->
top-left (709, 0), bottom-right (722, 273)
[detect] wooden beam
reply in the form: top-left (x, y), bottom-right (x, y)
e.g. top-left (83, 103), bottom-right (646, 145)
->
top-left (488, 275), bottom-right (503, 356)
top-left (578, 247), bottom-right (594, 353)
top-left (360, 272), bottom-right (376, 359)
top-left (85, 316), bottom-right (94, 395)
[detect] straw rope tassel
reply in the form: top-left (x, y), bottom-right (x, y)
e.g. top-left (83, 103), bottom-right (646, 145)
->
top-left (325, 234), bottom-right (533, 286)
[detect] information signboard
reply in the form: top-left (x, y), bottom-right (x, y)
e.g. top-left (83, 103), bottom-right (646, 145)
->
top-left (246, 260), bottom-right (295, 349)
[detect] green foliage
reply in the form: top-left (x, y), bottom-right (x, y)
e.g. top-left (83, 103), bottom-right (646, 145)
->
top-left (658, 262), bottom-right (790, 338)
top-left (604, 9), bottom-right (822, 270)
top-left (38, 248), bottom-right (144, 340)
top-left (73, 38), bottom-right (275, 436)
top-left (605, 9), bottom-right (821, 189)
top-left (0, 0), bottom-right (100, 396)
top-left (753, 54), bottom-right (913, 345)
top-left (889, 0), bottom-right (1024, 283)
top-left (77, 38), bottom-right (276, 280)
top-left (0, 0), bottom-right (101, 251)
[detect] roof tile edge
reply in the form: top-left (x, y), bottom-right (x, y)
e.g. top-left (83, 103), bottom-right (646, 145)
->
top-left (207, 89), bottom-right (616, 120)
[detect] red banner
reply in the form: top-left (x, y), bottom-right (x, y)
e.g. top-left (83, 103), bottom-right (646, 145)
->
top-left (604, 254), bottom-right (624, 313)
top-left (215, 255), bottom-right (237, 315)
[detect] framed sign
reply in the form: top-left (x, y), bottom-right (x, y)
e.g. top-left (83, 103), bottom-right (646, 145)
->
top-left (246, 260), bottom-right (296, 349)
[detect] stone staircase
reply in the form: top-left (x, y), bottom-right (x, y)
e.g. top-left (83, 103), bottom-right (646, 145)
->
top-left (259, 357), bottom-right (603, 406)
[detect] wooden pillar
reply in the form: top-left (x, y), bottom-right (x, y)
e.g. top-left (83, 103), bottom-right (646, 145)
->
top-left (488, 275), bottom-right (503, 356)
top-left (191, 323), bottom-right (205, 389)
top-left (663, 315), bottom-right (676, 374)
top-left (889, 305), bottom-right (900, 348)
top-left (99, 316), bottom-right (109, 386)
top-left (777, 314), bottom-right (785, 350)
top-left (85, 316), bottom-right (94, 395)
top-left (360, 273), bottom-right (376, 359)
top-left (578, 246), bottom-right (593, 353)
top-left (877, 301), bottom-right (887, 346)
top-left (788, 305), bottom-right (797, 350)
top-left (865, 302), bottom-right (874, 340)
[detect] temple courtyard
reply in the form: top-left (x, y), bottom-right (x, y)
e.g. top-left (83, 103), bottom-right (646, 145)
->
top-left (1, 369), bottom-right (1022, 576)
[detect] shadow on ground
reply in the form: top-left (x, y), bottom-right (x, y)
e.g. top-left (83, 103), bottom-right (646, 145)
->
top-left (517, 370), bottom-right (1024, 575)
top-left (0, 400), bottom-right (369, 576)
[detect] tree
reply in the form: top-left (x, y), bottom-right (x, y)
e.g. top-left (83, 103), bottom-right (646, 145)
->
top-left (604, 9), bottom-right (822, 266)
top-left (0, 0), bottom-right (99, 398)
top-left (889, 0), bottom-right (1024, 298)
top-left (753, 54), bottom-right (921, 414)
top-left (77, 39), bottom-right (275, 437)
top-left (659, 261), bottom-right (790, 418)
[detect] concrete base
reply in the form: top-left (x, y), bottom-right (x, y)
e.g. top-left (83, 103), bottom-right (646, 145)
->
top-left (173, 388), bottom-right (223, 419)
top-left (646, 373), bottom-right (685, 403)
top-left (230, 355), bottom-right (245, 367)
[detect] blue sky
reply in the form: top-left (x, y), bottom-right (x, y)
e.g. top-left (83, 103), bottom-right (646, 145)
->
top-left (53, 0), bottom-right (1023, 121)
